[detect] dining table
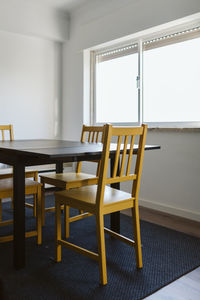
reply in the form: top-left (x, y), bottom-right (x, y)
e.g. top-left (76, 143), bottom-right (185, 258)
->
top-left (0, 139), bottom-right (160, 269)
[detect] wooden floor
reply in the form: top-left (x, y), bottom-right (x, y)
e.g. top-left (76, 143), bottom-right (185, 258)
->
top-left (123, 207), bottom-right (200, 299)
top-left (145, 266), bottom-right (200, 300)
top-left (139, 206), bottom-right (200, 238)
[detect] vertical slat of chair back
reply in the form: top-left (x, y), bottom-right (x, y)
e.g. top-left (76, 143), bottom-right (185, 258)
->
top-left (1, 130), bottom-right (4, 141)
top-left (119, 135), bottom-right (129, 177)
top-left (0, 125), bottom-right (14, 141)
top-left (76, 125), bottom-right (104, 174)
top-left (96, 124), bottom-right (147, 208)
top-left (112, 135), bottom-right (122, 178)
top-left (96, 124), bottom-right (112, 209)
top-left (126, 135), bottom-right (135, 176)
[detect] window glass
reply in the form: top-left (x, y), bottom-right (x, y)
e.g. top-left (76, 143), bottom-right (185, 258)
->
top-left (95, 53), bottom-right (138, 123)
top-left (143, 37), bottom-right (200, 122)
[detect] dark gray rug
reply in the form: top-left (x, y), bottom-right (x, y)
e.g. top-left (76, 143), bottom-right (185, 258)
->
top-left (0, 195), bottom-right (200, 300)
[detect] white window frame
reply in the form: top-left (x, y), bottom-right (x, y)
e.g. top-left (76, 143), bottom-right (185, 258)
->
top-left (90, 23), bottom-right (200, 128)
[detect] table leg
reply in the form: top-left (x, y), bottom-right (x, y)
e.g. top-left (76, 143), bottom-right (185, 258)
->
top-left (13, 163), bottom-right (25, 269)
top-left (110, 156), bottom-right (120, 233)
top-left (56, 162), bottom-right (63, 173)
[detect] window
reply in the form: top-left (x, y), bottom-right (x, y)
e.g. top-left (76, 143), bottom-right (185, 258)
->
top-left (91, 25), bottom-right (200, 127)
top-left (143, 32), bottom-right (200, 124)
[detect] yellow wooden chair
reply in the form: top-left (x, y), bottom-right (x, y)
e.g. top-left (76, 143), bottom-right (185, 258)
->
top-left (0, 125), bottom-right (42, 244)
top-left (40, 125), bottom-right (104, 235)
top-left (55, 124), bottom-right (147, 285)
top-left (0, 125), bottom-right (39, 217)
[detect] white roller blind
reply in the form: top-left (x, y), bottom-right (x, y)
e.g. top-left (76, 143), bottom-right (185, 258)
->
top-left (143, 25), bottom-right (200, 50)
top-left (96, 43), bottom-right (138, 63)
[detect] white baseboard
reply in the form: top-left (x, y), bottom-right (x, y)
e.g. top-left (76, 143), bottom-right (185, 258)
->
top-left (139, 198), bottom-right (200, 222)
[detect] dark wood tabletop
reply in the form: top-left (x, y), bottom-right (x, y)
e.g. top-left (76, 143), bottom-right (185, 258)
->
top-left (0, 139), bottom-right (160, 270)
top-left (0, 139), bottom-right (160, 160)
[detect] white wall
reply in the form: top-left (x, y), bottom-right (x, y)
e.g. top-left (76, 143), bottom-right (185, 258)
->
top-left (0, 0), bottom-right (69, 42)
top-left (62, 0), bottom-right (200, 221)
top-left (0, 31), bottom-right (62, 139)
top-left (139, 130), bottom-right (200, 221)
top-left (0, 0), bottom-right (68, 140)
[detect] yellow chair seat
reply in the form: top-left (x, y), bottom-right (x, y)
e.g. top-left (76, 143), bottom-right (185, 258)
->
top-left (0, 178), bottom-right (39, 194)
top-left (40, 172), bottom-right (97, 189)
top-left (56, 185), bottom-right (134, 214)
top-left (0, 177), bottom-right (42, 243)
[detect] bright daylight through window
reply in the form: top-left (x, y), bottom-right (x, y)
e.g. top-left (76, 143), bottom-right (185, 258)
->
top-left (92, 26), bottom-right (200, 127)
top-left (95, 53), bottom-right (138, 124)
top-left (143, 37), bottom-right (200, 123)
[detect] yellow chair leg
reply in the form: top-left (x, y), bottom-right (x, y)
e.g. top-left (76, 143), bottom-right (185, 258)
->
top-left (64, 205), bottom-right (70, 239)
top-left (0, 198), bottom-right (2, 222)
top-left (55, 200), bottom-right (62, 262)
top-left (41, 183), bottom-right (46, 226)
top-left (33, 194), bottom-right (37, 217)
top-left (36, 187), bottom-right (42, 245)
top-left (96, 214), bottom-right (107, 285)
top-left (132, 204), bottom-right (143, 269)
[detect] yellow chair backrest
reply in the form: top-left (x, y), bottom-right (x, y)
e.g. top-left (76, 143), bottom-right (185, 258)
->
top-left (0, 125), bottom-right (14, 141)
top-left (76, 125), bottom-right (104, 174)
top-left (96, 124), bottom-right (147, 208)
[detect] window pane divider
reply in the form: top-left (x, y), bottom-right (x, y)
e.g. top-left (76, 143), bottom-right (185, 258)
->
top-left (138, 40), bottom-right (143, 125)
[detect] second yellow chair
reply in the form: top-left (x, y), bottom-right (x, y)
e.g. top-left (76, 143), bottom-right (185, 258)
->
top-left (40, 125), bottom-right (104, 236)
